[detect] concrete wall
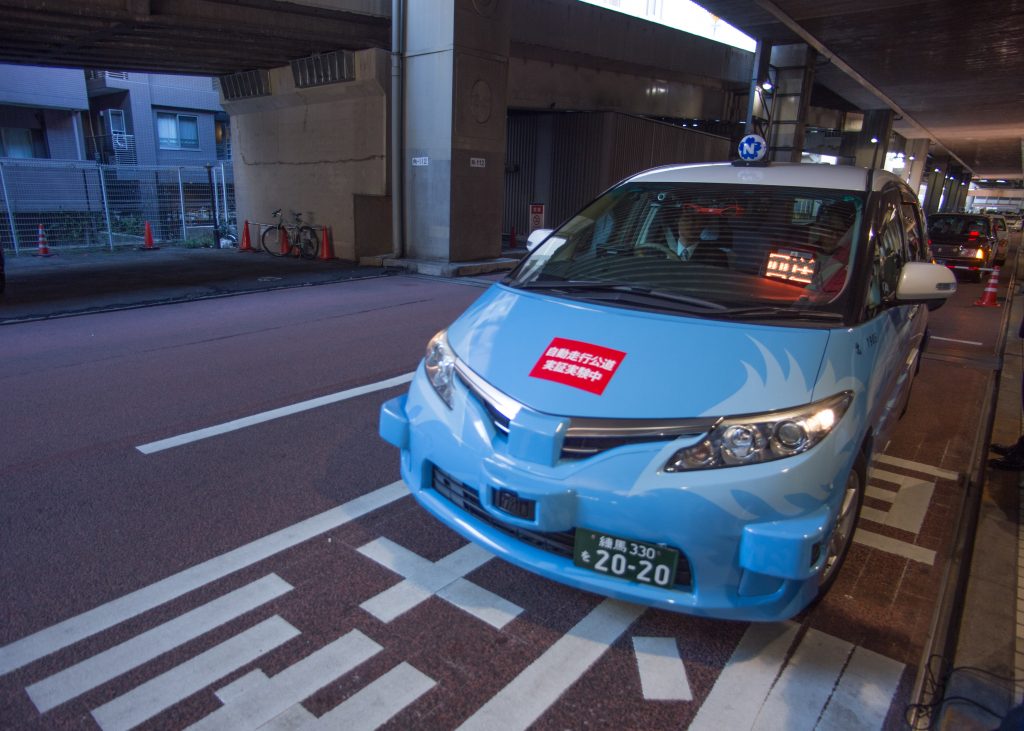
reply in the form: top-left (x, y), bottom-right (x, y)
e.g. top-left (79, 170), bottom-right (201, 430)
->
top-left (223, 48), bottom-right (389, 261)
top-left (0, 64), bottom-right (88, 110)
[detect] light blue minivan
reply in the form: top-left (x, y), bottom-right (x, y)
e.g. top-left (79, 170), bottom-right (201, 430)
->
top-left (380, 153), bottom-right (956, 621)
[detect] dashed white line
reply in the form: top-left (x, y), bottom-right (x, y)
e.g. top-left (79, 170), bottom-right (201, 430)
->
top-left (186, 629), bottom-right (382, 731)
top-left (689, 622), bottom-right (800, 731)
top-left (136, 372), bottom-right (414, 454)
top-left (0, 482), bottom-right (406, 677)
top-left (309, 662), bottom-right (436, 730)
top-left (853, 529), bottom-right (936, 565)
top-left (358, 537), bottom-right (523, 628)
top-left (633, 636), bottom-right (692, 701)
top-left (91, 615), bottom-right (300, 731)
top-left (27, 574), bottom-right (293, 713)
top-left (456, 599), bottom-right (645, 731)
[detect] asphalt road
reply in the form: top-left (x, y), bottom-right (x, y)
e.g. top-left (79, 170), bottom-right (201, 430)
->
top-left (0, 261), bottom-right (1008, 730)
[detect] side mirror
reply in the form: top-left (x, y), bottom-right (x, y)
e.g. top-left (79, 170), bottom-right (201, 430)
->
top-left (526, 228), bottom-right (554, 252)
top-left (896, 261), bottom-right (957, 310)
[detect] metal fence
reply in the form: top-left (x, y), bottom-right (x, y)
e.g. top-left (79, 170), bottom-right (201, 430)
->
top-left (0, 159), bottom-right (236, 254)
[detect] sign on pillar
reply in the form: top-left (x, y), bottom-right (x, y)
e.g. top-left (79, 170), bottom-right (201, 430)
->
top-left (529, 203), bottom-right (545, 232)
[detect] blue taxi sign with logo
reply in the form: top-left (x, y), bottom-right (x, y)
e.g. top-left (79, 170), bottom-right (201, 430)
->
top-left (738, 134), bottom-right (768, 162)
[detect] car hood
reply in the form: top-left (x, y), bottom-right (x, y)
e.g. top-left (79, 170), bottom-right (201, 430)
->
top-left (445, 285), bottom-right (832, 419)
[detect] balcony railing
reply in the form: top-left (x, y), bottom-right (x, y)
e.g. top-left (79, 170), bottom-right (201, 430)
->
top-left (86, 133), bottom-right (137, 165)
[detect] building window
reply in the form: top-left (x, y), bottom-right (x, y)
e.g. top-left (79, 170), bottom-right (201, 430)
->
top-left (0, 127), bottom-right (48, 158)
top-left (157, 113), bottom-right (199, 150)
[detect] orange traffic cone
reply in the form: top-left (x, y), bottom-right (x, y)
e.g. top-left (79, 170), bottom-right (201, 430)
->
top-left (279, 226), bottom-right (291, 256)
top-left (974, 266), bottom-right (1001, 307)
top-left (33, 224), bottom-right (54, 257)
top-left (139, 221), bottom-right (159, 251)
top-left (318, 225), bottom-right (333, 260)
top-left (238, 220), bottom-right (253, 252)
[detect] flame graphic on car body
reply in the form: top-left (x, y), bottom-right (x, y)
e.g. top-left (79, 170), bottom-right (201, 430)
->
top-left (703, 337), bottom-right (811, 416)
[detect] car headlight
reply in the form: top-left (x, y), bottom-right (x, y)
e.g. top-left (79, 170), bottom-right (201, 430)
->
top-left (663, 391), bottom-right (853, 471)
top-left (424, 329), bottom-right (456, 408)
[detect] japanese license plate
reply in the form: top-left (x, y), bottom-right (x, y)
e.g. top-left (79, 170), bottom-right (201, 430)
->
top-left (573, 529), bottom-right (678, 588)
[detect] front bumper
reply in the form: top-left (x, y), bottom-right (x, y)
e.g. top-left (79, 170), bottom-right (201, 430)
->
top-left (379, 368), bottom-right (858, 622)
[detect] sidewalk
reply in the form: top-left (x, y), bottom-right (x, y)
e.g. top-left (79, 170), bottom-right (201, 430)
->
top-left (0, 245), bottom-right (397, 324)
top-left (937, 260), bottom-right (1024, 729)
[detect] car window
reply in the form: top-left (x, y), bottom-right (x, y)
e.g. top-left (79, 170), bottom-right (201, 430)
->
top-left (928, 215), bottom-right (990, 236)
top-left (900, 200), bottom-right (926, 261)
top-left (511, 182), bottom-right (865, 314)
top-left (865, 195), bottom-right (906, 316)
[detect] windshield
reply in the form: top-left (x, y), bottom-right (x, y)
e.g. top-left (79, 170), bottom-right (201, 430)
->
top-left (928, 215), bottom-right (990, 236)
top-left (509, 182), bottom-right (865, 316)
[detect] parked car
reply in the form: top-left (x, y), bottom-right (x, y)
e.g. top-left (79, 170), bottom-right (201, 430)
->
top-left (990, 214), bottom-right (1010, 263)
top-left (380, 140), bottom-right (956, 621)
top-left (927, 213), bottom-right (998, 280)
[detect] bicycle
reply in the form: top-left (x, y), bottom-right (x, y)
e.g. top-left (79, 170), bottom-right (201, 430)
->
top-left (261, 209), bottom-right (320, 259)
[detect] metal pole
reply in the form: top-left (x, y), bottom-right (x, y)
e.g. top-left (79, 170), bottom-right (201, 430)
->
top-left (390, 0), bottom-right (405, 259)
top-left (0, 162), bottom-right (19, 254)
top-left (220, 161), bottom-right (229, 224)
top-left (98, 163), bottom-right (114, 250)
top-left (211, 165), bottom-right (221, 234)
top-left (205, 163), bottom-right (218, 247)
top-left (177, 167), bottom-right (187, 241)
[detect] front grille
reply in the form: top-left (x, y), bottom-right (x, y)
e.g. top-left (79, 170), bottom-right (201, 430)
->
top-left (430, 465), bottom-right (692, 589)
top-left (432, 466), bottom-right (575, 555)
top-left (456, 367), bottom-right (713, 461)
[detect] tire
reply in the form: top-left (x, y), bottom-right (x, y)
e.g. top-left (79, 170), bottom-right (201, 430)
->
top-left (262, 226), bottom-right (287, 257)
top-left (816, 451), bottom-right (866, 599)
top-left (296, 225), bottom-right (319, 260)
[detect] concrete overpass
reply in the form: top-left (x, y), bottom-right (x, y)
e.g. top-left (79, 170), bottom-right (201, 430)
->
top-left (1, 0), bottom-right (1020, 266)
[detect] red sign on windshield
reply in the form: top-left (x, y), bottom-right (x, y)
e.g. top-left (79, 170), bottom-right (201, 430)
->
top-left (529, 338), bottom-right (626, 395)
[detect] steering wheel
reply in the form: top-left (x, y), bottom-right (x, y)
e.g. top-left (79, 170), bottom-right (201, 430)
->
top-left (635, 241), bottom-right (682, 260)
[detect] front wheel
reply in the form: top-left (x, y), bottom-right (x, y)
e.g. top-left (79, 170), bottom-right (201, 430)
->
top-left (296, 226), bottom-right (320, 260)
top-left (262, 226), bottom-right (287, 257)
top-left (816, 451), bottom-right (866, 599)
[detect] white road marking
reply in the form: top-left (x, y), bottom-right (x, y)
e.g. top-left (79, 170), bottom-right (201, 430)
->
top-left (689, 622), bottom-right (799, 731)
top-left (216, 669), bottom-right (269, 705)
top-left (456, 599), bottom-right (645, 731)
top-left (186, 629), bottom-right (382, 731)
top-left (816, 645), bottom-right (905, 730)
top-left (853, 529), bottom-right (936, 565)
top-left (358, 538), bottom-right (523, 628)
top-left (693, 624), bottom-right (904, 730)
top-left (0, 481), bottom-right (405, 677)
top-left (90, 615), bottom-right (300, 731)
top-left (257, 704), bottom-right (316, 730)
top-left (309, 662), bottom-right (436, 730)
top-left (752, 629), bottom-right (852, 730)
top-left (136, 372), bottom-right (414, 454)
top-left (27, 574), bottom-right (293, 713)
top-left (929, 335), bottom-right (983, 346)
top-left (632, 636), bottom-right (692, 701)
top-left (872, 454), bottom-right (959, 481)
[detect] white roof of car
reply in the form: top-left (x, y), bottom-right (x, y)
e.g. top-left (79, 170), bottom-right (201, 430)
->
top-left (628, 161), bottom-right (897, 193)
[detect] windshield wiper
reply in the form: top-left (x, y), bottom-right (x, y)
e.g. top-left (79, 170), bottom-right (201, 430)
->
top-left (709, 306), bottom-right (844, 322)
top-left (511, 280), bottom-right (727, 311)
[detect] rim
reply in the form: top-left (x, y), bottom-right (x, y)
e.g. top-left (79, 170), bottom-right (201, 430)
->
top-left (820, 467), bottom-right (861, 586)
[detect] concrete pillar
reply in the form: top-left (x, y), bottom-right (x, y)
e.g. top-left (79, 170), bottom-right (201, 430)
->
top-left (222, 49), bottom-right (390, 262)
top-left (922, 156), bottom-right (949, 215)
top-left (766, 44), bottom-right (815, 163)
top-left (404, 0), bottom-right (510, 263)
top-left (853, 109), bottom-right (894, 169)
top-left (904, 138), bottom-right (930, 195)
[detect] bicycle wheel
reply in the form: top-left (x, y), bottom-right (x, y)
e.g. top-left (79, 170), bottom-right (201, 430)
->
top-left (296, 226), bottom-right (320, 260)
top-left (262, 226), bottom-right (288, 257)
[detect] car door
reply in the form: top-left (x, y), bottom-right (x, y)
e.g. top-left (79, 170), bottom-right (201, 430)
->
top-left (855, 187), bottom-right (923, 450)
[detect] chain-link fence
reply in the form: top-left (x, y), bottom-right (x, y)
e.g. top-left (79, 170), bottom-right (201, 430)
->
top-left (0, 159), bottom-right (235, 254)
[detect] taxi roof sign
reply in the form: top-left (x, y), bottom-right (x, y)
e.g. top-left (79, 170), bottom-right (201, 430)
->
top-left (733, 133), bottom-right (769, 166)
